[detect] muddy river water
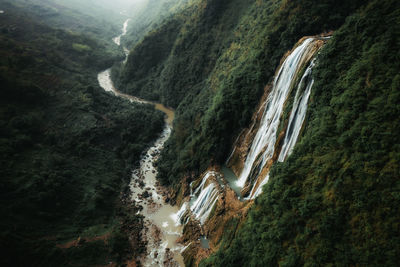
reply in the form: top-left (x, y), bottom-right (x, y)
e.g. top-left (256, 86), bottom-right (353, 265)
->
top-left (97, 19), bottom-right (184, 267)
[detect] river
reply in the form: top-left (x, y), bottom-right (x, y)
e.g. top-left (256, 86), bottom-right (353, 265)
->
top-left (97, 19), bottom-right (184, 267)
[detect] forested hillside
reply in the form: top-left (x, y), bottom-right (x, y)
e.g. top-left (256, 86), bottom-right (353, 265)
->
top-left (202, 0), bottom-right (400, 265)
top-left (118, 0), bottom-right (366, 186)
top-left (0, 2), bottom-right (164, 266)
top-left (2, 0), bottom-right (399, 265)
top-left (122, 0), bottom-right (189, 49)
top-left (117, 0), bottom-right (400, 265)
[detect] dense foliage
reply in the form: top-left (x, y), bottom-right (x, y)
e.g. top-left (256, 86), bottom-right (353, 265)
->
top-left (118, 0), bottom-right (366, 186)
top-left (7, 0), bottom-right (127, 60)
top-left (202, 0), bottom-right (400, 265)
top-left (122, 0), bottom-right (188, 49)
top-left (2, 0), bottom-right (399, 265)
top-left (0, 3), bottom-right (164, 266)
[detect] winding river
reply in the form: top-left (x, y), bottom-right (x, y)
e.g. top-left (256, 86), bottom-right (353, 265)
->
top-left (98, 19), bottom-right (184, 267)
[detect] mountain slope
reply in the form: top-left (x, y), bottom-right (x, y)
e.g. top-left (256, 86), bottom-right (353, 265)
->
top-left (117, 0), bottom-right (365, 186)
top-left (0, 3), bottom-right (164, 266)
top-left (118, 0), bottom-right (400, 266)
top-left (201, 0), bottom-right (400, 265)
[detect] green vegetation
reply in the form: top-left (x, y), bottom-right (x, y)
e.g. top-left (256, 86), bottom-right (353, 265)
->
top-left (116, 0), bottom-right (399, 265)
top-left (201, 0), bottom-right (400, 266)
top-left (72, 43), bottom-right (91, 52)
top-left (2, 0), bottom-right (399, 265)
top-left (9, 0), bottom-right (124, 37)
top-left (0, 3), bottom-right (164, 266)
top-left (122, 0), bottom-right (188, 49)
top-left (118, 0), bottom-right (365, 186)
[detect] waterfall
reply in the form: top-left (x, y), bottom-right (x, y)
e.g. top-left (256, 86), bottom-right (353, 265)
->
top-left (171, 202), bottom-right (190, 226)
top-left (193, 171), bottom-right (216, 197)
top-left (236, 38), bottom-right (316, 188)
top-left (190, 182), bottom-right (219, 225)
top-left (248, 173), bottom-right (270, 199)
top-left (175, 171), bottom-right (220, 225)
top-left (278, 59), bottom-right (315, 162)
top-left (246, 59), bottom-right (317, 200)
top-left (234, 37), bottom-right (328, 200)
top-left (180, 242), bottom-right (192, 253)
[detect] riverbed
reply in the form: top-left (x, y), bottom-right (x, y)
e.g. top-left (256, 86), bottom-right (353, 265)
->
top-left (97, 18), bottom-right (183, 267)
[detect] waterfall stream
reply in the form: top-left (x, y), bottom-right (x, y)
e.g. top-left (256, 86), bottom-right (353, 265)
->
top-left (244, 58), bottom-right (318, 199)
top-left (278, 59), bottom-right (315, 162)
top-left (190, 182), bottom-right (219, 225)
top-left (174, 37), bottom-right (327, 231)
top-left (235, 37), bottom-right (326, 199)
top-left (173, 171), bottom-right (220, 226)
top-left (236, 38), bottom-right (316, 188)
top-left (97, 19), bottom-right (183, 267)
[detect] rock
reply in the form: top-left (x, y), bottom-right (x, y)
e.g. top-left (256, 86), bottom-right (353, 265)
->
top-left (139, 181), bottom-right (145, 188)
top-left (142, 191), bottom-right (150, 198)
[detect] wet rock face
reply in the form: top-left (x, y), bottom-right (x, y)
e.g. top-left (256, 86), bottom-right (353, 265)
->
top-left (142, 190), bottom-right (150, 199)
top-left (178, 220), bottom-right (202, 244)
top-left (164, 248), bottom-right (180, 267)
top-left (175, 168), bottom-right (250, 266)
top-left (241, 182), bottom-right (252, 198)
top-left (138, 180), bottom-right (145, 188)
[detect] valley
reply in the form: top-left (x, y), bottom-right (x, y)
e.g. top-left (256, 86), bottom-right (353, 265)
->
top-left (1, 0), bottom-right (399, 266)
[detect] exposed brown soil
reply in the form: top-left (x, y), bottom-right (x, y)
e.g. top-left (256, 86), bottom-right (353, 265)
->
top-left (56, 232), bottom-right (111, 249)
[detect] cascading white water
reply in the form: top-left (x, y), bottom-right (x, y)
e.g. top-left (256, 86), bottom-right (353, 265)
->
top-left (247, 60), bottom-right (317, 200)
top-left (180, 242), bottom-right (192, 253)
top-left (244, 39), bottom-right (324, 200)
top-left (174, 171), bottom-right (219, 226)
top-left (278, 59), bottom-right (315, 162)
top-left (236, 39), bottom-right (315, 188)
top-left (246, 60), bottom-right (317, 200)
top-left (248, 173), bottom-right (270, 199)
top-left (190, 182), bottom-right (219, 224)
top-left (236, 38), bottom-right (316, 189)
top-left (171, 202), bottom-right (189, 226)
top-left (193, 171), bottom-right (216, 197)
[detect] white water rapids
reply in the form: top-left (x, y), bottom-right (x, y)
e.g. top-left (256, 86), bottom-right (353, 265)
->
top-left (97, 19), bottom-right (184, 267)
